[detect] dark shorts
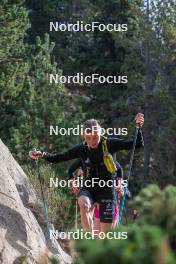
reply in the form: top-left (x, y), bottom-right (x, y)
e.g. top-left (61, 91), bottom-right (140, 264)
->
top-left (99, 199), bottom-right (118, 223)
top-left (78, 188), bottom-right (118, 223)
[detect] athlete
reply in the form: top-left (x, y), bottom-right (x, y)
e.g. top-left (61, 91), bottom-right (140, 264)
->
top-left (29, 113), bottom-right (144, 232)
top-left (68, 158), bottom-right (123, 233)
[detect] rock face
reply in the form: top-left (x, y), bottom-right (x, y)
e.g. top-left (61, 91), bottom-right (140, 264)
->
top-left (0, 139), bottom-right (72, 264)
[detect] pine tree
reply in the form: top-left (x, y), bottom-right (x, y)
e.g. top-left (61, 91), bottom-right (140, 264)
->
top-left (10, 33), bottom-right (85, 163)
top-left (0, 1), bottom-right (84, 163)
top-left (0, 0), bottom-right (29, 143)
top-left (139, 0), bottom-right (176, 185)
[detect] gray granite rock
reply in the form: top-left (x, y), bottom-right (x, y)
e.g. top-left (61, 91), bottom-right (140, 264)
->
top-left (0, 139), bottom-right (72, 264)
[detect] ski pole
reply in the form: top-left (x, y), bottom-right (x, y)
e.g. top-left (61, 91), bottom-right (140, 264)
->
top-left (118, 127), bottom-right (139, 225)
top-left (35, 157), bottom-right (51, 239)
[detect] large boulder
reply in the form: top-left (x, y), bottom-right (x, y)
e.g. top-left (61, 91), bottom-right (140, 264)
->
top-left (0, 139), bottom-right (72, 264)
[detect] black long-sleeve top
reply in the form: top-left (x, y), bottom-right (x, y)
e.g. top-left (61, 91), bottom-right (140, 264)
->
top-left (67, 158), bottom-right (123, 179)
top-left (67, 159), bottom-right (83, 179)
top-left (43, 129), bottom-right (143, 201)
top-left (43, 129), bottom-right (143, 170)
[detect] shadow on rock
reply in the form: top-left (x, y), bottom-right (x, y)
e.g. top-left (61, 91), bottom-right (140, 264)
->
top-left (16, 184), bottom-right (29, 207)
top-left (0, 203), bottom-right (31, 255)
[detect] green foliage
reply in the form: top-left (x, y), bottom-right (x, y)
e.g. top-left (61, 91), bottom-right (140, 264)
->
top-left (19, 0), bottom-right (176, 193)
top-left (136, 0), bottom-right (176, 185)
top-left (25, 163), bottom-right (77, 230)
top-left (0, 0), bottom-right (84, 232)
top-left (130, 184), bottom-right (176, 250)
top-left (1, 1), bottom-right (176, 261)
top-left (9, 33), bottom-right (84, 163)
top-left (75, 224), bottom-right (175, 264)
top-left (75, 184), bottom-right (176, 264)
top-left (49, 257), bottom-right (59, 264)
top-left (14, 254), bottom-right (28, 264)
top-left (0, 0), bottom-right (29, 141)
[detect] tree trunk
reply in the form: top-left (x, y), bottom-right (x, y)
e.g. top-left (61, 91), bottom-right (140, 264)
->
top-left (143, 0), bottom-right (153, 185)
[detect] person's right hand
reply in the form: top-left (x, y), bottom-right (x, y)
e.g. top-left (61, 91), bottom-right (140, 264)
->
top-left (118, 188), bottom-right (124, 199)
top-left (29, 150), bottom-right (43, 160)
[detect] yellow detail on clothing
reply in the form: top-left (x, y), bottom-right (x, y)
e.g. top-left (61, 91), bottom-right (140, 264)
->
top-left (102, 137), bottom-right (117, 174)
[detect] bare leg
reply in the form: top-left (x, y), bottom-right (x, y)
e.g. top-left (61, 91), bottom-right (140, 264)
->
top-left (78, 195), bottom-right (94, 231)
top-left (93, 217), bottom-right (100, 238)
top-left (112, 221), bottom-right (117, 228)
top-left (100, 223), bottom-right (114, 232)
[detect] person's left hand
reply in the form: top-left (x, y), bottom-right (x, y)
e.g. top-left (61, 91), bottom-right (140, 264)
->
top-left (134, 113), bottom-right (144, 127)
top-left (68, 178), bottom-right (80, 195)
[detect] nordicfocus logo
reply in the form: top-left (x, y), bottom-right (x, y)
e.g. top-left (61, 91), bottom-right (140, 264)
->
top-left (50, 228), bottom-right (128, 240)
top-left (50, 21), bottom-right (128, 32)
top-left (49, 73), bottom-right (128, 85)
top-left (49, 125), bottom-right (128, 136)
top-left (49, 178), bottom-right (128, 189)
